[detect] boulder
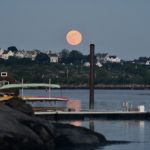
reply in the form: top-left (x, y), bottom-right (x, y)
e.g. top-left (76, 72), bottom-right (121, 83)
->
top-left (53, 123), bottom-right (106, 146)
top-left (0, 98), bottom-right (129, 150)
top-left (4, 97), bottom-right (34, 116)
top-left (0, 104), bottom-right (55, 150)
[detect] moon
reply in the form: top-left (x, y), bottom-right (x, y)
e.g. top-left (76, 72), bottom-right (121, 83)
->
top-left (66, 30), bottom-right (82, 45)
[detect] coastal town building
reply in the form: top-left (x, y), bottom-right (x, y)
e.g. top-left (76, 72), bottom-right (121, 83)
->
top-left (106, 55), bottom-right (121, 63)
top-left (0, 72), bottom-right (15, 87)
top-left (96, 53), bottom-right (109, 63)
top-left (145, 60), bottom-right (150, 65)
top-left (1, 50), bottom-right (14, 60)
top-left (24, 50), bottom-right (38, 61)
top-left (49, 54), bottom-right (59, 63)
top-left (0, 47), bottom-right (122, 65)
top-left (96, 53), bottom-right (121, 63)
top-left (15, 50), bottom-right (25, 58)
top-left (14, 50), bottom-right (40, 60)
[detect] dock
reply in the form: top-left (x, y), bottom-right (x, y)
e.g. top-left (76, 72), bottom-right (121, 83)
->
top-left (35, 111), bottom-right (150, 120)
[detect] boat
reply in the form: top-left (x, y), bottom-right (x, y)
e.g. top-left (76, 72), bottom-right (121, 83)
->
top-left (0, 83), bottom-right (81, 112)
top-left (0, 92), bottom-right (13, 101)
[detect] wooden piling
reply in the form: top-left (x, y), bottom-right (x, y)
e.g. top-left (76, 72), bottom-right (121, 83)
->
top-left (89, 44), bottom-right (95, 110)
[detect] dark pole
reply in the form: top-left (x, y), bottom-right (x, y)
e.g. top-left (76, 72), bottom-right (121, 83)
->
top-left (89, 44), bottom-right (95, 110)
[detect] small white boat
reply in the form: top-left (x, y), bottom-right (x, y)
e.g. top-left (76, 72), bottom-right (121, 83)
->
top-left (22, 96), bottom-right (70, 112)
top-left (0, 83), bottom-right (81, 112)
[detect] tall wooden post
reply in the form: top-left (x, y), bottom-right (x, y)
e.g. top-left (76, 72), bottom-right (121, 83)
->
top-left (89, 44), bottom-right (95, 110)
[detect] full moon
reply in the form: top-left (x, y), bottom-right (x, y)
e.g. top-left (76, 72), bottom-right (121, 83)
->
top-left (66, 30), bottom-right (82, 45)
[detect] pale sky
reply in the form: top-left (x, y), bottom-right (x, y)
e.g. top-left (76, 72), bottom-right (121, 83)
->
top-left (0, 0), bottom-right (150, 60)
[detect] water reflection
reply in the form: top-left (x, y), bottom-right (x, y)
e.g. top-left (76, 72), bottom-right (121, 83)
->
top-left (89, 119), bottom-right (95, 131)
top-left (69, 120), bottom-right (145, 134)
top-left (52, 119), bottom-right (148, 150)
top-left (139, 121), bottom-right (144, 128)
top-left (69, 119), bottom-right (146, 143)
top-left (139, 121), bottom-right (145, 142)
top-left (68, 120), bottom-right (94, 131)
top-left (70, 120), bottom-right (82, 126)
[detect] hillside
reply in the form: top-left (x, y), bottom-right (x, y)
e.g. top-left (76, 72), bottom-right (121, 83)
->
top-left (1, 58), bottom-right (150, 89)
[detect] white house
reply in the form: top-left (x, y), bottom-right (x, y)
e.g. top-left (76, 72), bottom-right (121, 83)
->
top-left (24, 51), bottom-right (38, 61)
top-left (106, 55), bottom-right (121, 63)
top-left (96, 53), bottom-right (121, 63)
top-left (96, 53), bottom-right (109, 63)
top-left (49, 54), bottom-right (59, 63)
top-left (145, 60), bottom-right (150, 65)
top-left (1, 50), bottom-right (14, 60)
top-left (15, 50), bottom-right (25, 58)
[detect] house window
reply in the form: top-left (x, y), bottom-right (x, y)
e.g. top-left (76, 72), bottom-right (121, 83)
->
top-left (1, 72), bottom-right (7, 77)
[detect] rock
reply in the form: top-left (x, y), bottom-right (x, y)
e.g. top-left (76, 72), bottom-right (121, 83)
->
top-left (0, 104), bottom-right (55, 150)
top-left (4, 97), bottom-right (34, 116)
top-left (0, 98), bottom-right (130, 150)
top-left (53, 123), bottom-right (107, 147)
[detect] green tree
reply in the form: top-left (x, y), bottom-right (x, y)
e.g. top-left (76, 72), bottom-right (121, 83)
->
top-left (59, 49), bottom-right (70, 64)
top-left (68, 50), bottom-right (83, 64)
top-left (35, 53), bottom-right (50, 63)
top-left (7, 46), bottom-right (18, 52)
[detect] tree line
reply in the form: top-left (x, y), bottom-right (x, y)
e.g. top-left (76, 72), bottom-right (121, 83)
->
top-left (1, 58), bottom-right (150, 86)
top-left (1, 46), bottom-right (150, 86)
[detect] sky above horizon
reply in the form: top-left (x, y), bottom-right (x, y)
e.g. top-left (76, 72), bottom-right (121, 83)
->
top-left (0, 0), bottom-right (150, 60)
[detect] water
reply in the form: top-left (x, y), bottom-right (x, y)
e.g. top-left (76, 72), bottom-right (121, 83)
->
top-left (81, 120), bottom-right (149, 150)
top-left (23, 89), bottom-right (150, 150)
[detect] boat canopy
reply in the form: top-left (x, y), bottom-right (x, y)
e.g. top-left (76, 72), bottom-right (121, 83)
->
top-left (0, 83), bottom-right (60, 90)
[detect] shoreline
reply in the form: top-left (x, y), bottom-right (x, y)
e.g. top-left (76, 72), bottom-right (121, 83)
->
top-left (61, 84), bottom-right (150, 90)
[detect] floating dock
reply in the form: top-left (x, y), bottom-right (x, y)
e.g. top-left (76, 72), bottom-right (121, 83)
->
top-left (35, 111), bottom-right (150, 120)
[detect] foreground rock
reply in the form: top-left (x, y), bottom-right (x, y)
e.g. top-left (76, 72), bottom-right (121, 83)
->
top-left (5, 97), bottom-right (34, 115)
top-left (53, 123), bottom-right (106, 146)
top-left (0, 98), bottom-right (129, 150)
top-left (0, 104), bottom-right (55, 150)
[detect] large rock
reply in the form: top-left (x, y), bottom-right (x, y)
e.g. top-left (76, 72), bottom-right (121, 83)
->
top-left (4, 97), bottom-right (34, 115)
top-left (53, 123), bottom-right (106, 146)
top-left (0, 98), bottom-right (129, 150)
top-left (0, 104), bottom-right (55, 150)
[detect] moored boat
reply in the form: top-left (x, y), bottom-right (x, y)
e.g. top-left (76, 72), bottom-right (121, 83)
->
top-left (0, 83), bottom-right (81, 112)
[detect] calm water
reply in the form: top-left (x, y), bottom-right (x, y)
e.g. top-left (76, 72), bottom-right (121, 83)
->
top-left (23, 89), bottom-right (150, 150)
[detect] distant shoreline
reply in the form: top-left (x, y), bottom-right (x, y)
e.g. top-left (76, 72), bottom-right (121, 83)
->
top-left (61, 84), bottom-right (150, 89)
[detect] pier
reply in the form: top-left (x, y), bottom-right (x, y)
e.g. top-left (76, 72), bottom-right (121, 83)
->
top-left (35, 111), bottom-right (150, 120)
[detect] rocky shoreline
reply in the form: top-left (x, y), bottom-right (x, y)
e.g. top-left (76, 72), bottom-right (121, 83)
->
top-left (0, 98), bottom-right (130, 150)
